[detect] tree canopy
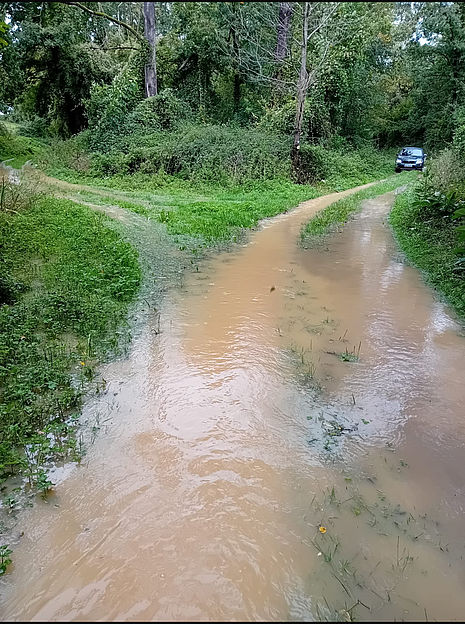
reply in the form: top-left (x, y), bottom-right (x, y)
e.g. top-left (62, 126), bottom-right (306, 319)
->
top-left (0, 1), bottom-right (464, 156)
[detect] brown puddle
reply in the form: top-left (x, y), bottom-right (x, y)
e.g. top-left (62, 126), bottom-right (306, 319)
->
top-left (1, 187), bottom-right (465, 621)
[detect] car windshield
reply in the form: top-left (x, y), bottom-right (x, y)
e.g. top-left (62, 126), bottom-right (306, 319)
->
top-left (400, 147), bottom-right (423, 156)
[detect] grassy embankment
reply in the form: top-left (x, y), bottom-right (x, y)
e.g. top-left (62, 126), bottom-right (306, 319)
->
top-left (0, 121), bottom-right (45, 168)
top-left (0, 186), bottom-right (140, 499)
top-left (390, 187), bottom-right (465, 320)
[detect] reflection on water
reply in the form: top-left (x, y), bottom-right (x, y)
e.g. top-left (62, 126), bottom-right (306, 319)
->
top-left (1, 188), bottom-right (464, 622)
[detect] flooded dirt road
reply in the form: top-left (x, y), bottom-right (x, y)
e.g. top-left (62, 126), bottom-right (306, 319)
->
top-left (1, 187), bottom-right (464, 621)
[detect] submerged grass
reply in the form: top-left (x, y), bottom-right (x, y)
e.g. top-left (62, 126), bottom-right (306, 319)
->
top-left (389, 187), bottom-right (465, 320)
top-left (0, 194), bottom-right (140, 488)
top-left (301, 171), bottom-right (417, 244)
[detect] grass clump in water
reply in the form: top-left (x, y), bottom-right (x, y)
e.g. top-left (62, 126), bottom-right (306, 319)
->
top-left (301, 171), bottom-right (417, 244)
top-left (0, 192), bottom-right (140, 491)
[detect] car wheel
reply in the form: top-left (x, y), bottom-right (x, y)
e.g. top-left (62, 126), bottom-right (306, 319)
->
top-left (395, 168), bottom-right (401, 173)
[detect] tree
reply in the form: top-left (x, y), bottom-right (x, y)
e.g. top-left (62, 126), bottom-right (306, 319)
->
top-left (62, 1), bottom-right (158, 100)
top-left (290, 2), bottom-right (339, 175)
top-left (143, 2), bottom-right (157, 96)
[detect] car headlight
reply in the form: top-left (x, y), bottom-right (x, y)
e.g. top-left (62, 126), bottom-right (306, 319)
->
top-left (396, 158), bottom-right (401, 163)
top-left (416, 158), bottom-right (422, 164)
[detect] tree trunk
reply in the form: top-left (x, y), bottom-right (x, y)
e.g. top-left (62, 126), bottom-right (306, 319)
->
top-left (231, 2), bottom-right (241, 113)
top-left (272, 2), bottom-right (293, 104)
top-left (275, 2), bottom-right (293, 64)
top-left (291, 1), bottom-right (309, 179)
top-left (143, 1), bottom-right (157, 97)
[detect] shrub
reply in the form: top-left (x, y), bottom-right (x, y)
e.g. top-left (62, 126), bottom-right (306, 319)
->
top-left (87, 124), bottom-right (292, 182)
top-left (37, 134), bottom-right (90, 174)
top-left (86, 50), bottom-right (145, 152)
top-left (125, 89), bottom-right (192, 133)
top-left (0, 166), bottom-right (43, 214)
top-left (411, 149), bottom-right (465, 223)
top-left (17, 116), bottom-right (49, 138)
top-left (424, 148), bottom-right (465, 195)
top-left (298, 145), bottom-right (328, 182)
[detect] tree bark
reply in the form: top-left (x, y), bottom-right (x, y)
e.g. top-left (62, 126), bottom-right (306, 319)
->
top-left (230, 2), bottom-right (241, 113)
top-left (291, 1), bottom-right (309, 178)
top-left (272, 2), bottom-right (293, 103)
top-left (143, 2), bottom-right (157, 97)
top-left (275, 2), bottom-right (293, 64)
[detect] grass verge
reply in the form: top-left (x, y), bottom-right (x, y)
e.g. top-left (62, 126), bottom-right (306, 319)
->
top-left (0, 194), bottom-right (140, 495)
top-left (389, 187), bottom-right (465, 320)
top-left (301, 171), bottom-right (417, 244)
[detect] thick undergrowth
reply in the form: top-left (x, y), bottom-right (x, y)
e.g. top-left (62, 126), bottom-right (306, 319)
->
top-left (39, 123), bottom-right (396, 189)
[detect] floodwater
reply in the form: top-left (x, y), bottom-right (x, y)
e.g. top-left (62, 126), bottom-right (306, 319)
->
top-left (1, 187), bottom-right (465, 621)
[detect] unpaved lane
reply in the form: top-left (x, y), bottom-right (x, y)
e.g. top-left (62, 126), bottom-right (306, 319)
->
top-left (1, 186), bottom-right (464, 622)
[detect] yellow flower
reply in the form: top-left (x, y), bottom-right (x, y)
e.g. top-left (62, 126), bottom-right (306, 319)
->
top-left (319, 526), bottom-right (327, 534)
top-left (80, 361), bottom-right (85, 366)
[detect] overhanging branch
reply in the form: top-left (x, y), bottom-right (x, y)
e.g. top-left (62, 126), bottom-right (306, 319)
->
top-left (60, 1), bottom-right (145, 44)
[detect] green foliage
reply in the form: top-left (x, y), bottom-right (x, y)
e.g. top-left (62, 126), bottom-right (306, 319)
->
top-left (57, 124), bottom-right (293, 183)
top-left (0, 123), bottom-right (44, 167)
top-left (42, 122), bottom-right (396, 188)
top-left (17, 116), bottom-right (49, 139)
top-left (0, 21), bottom-right (9, 49)
top-left (390, 186), bottom-right (465, 319)
top-left (0, 2), bottom-right (117, 136)
top-left (410, 148), bottom-right (465, 275)
top-left (453, 206), bottom-right (465, 272)
top-left (298, 144), bottom-right (395, 188)
top-left (126, 89), bottom-right (192, 132)
top-left (86, 50), bottom-right (145, 151)
top-left (0, 544), bottom-right (12, 575)
top-left (0, 194), bottom-right (140, 482)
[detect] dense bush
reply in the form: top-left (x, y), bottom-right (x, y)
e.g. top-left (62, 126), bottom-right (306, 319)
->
top-left (298, 144), bottom-right (394, 187)
top-left (0, 123), bottom-right (42, 165)
top-left (412, 149), bottom-right (465, 222)
top-left (41, 120), bottom-right (395, 187)
top-left (125, 89), bottom-right (193, 133)
top-left (83, 124), bottom-right (292, 182)
top-left (17, 115), bottom-right (49, 138)
top-left (86, 51), bottom-right (145, 152)
top-left (402, 147), bottom-right (465, 281)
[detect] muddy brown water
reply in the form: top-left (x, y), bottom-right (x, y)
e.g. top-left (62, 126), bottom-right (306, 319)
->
top-left (1, 187), bottom-right (465, 621)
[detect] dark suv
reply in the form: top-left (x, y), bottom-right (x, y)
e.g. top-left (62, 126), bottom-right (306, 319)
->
top-left (395, 147), bottom-right (426, 172)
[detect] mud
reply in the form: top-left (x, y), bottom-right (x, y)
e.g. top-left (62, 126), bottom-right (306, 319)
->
top-left (1, 186), bottom-right (464, 622)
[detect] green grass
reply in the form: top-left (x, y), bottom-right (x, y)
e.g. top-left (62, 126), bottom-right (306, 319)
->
top-left (390, 187), bottom-right (465, 320)
top-left (0, 122), bottom-right (45, 168)
top-left (301, 171), bottom-right (417, 243)
top-left (0, 195), bottom-right (140, 485)
top-left (41, 165), bottom-right (402, 247)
